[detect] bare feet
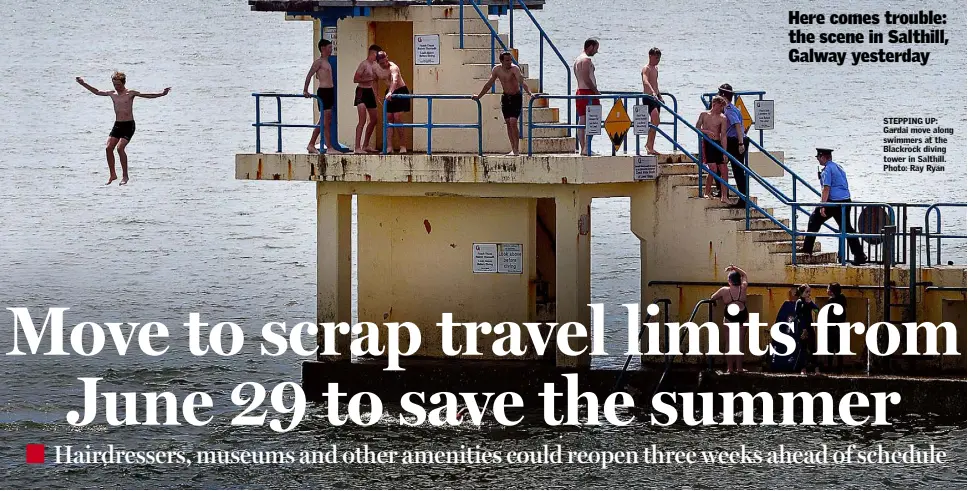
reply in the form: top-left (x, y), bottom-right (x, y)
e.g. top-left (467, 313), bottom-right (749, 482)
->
top-left (106, 175), bottom-right (118, 185)
top-left (720, 197), bottom-right (729, 204)
top-left (325, 148), bottom-right (340, 155)
top-left (506, 151), bottom-right (517, 156)
top-left (307, 145), bottom-right (320, 155)
top-left (365, 148), bottom-right (381, 154)
top-left (119, 177), bottom-right (129, 186)
top-left (646, 148), bottom-right (659, 155)
top-left (399, 147), bottom-right (407, 154)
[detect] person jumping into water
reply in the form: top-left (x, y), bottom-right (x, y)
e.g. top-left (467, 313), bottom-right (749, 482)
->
top-left (472, 51), bottom-right (534, 155)
top-left (76, 72), bottom-right (170, 185)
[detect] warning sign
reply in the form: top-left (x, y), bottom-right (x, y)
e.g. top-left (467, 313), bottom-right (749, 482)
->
top-left (604, 99), bottom-right (632, 151)
top-left (735, 96), bottom-right (753, 133)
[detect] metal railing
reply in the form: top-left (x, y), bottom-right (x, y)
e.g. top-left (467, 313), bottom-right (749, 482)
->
top-left (508, 0), bottom-right (571, 128)
top-left (382, 94), bottom-right (483, 155)
top-left (525, 92), bottom-right (678, 156)
top-left (924, 203), bottom-right (967, 266)
top-left (628, 95), bottom-right (900, 265)
top-left (252, 92), bottom-right (337, 153)
top-left (614, 299), bottom-right (670, 391)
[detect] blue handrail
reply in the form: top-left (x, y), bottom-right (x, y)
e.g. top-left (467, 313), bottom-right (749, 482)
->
top-left (509, 0), bottom-right (572, 130)
top-left (924, 203), bottom-right (968, 266)
top-left (526, 92), bottom-right (677, 156)
top-left (252, 92), bottom-right (333, 153)
top-left (460, 0), bottom-right (517, 94)
top-left (382, 94), bottom-right (483, 155)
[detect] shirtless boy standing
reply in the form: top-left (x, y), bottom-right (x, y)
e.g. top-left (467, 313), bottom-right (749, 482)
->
top-left (377, 51), bottom-right (411, 154)
top-left (76, 72), bottom-right (170, 185)
top-left (640, 47), bottom-right (663, 155)
top-left (472, 52), bottom-right (534, 155)
top-left (697, 95), bottom-right (730, 203)
top-left (302, 38), bottom-right (338, 155)
top-left (353, 44), bottom-right (382, 153)
top-left (574, 39), bottom-right (600, 156)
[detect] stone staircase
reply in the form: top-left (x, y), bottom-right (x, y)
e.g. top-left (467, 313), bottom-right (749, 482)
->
top-left (432, 7), bottom-right (574, 154)
top-left (658, 155), bottom-right (837, 266)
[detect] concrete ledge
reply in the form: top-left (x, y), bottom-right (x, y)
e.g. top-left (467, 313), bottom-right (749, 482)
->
top-left (302, 360), bottom-right (967, 419)
top-left (236, 153), bottom-right (669, 184)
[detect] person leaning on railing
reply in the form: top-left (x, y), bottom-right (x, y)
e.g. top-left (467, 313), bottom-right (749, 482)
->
top-left (798, 148), bottom-right (868, 266)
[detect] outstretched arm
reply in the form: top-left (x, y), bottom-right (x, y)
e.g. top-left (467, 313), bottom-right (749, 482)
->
top-left (471, 69), bottom-right (498, 100)
top-left (76, 77), bottom-right (109, 96)
top-left (135, 88), bottom-right (171, 98)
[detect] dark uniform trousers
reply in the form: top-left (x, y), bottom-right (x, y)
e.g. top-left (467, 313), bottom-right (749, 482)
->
top-left (801, 198), bottom-right (865, 259)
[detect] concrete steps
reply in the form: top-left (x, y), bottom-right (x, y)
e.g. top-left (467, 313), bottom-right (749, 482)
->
top-left (459, 47), bottom-right (520, 64)
top-left (447, 33), bottom-right (509, 49)
top-left (435, 18), bottom-right (499, 35)
top-left (521, 107), bottom-right (559, 123)
top-left (463, 63), bottom-right (529, 79)
top-left (768, 241), bottom-right (820, 254)
top-left (748, 229), bottom-right (807, 243)
top-left (713, 206), bottom-right (772, 220)
top-left (519, 136), bottom-right (576, 153)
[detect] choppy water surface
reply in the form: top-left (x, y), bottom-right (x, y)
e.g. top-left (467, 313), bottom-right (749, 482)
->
top-left (0, 0), bottom-right (965, 488)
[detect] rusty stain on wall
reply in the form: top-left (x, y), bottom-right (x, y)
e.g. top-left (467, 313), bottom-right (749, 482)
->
top-left (424, 219), bottom-right (432, 234)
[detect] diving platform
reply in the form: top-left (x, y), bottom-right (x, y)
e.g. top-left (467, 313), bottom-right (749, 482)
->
top-left (238, 0), bottom-right (967, 374)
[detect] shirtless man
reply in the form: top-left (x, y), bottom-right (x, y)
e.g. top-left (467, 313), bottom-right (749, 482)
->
top-left (302, 38), bottom-right (338, 155)
top-left (696, 95), bottom-right (730, 203)
top-left (353, 44), bottom-right (382, 153)
top-left (640, 47), bottom-right (663, 155)
top-left (574, 39), bottom-right (600, 156)
top-left (472, 52), bottom-right (534, 155)
top-left (377, 51), bottom-right (411, 153)
top-left (75, 72), bottom-right (170, 185)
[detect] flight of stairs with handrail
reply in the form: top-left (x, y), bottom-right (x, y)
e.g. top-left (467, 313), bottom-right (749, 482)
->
top-left (431, 5), bottom-right (574, 154)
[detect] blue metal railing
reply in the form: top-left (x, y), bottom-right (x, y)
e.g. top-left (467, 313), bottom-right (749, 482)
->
top-left (526, 92), bottom-right (678, 156)
top-left (460, 0), bottom-right (517, 94)
top-left (508, 0), bottom-right (571, 130)
top-left (620, 94), bottom-right (900, 265)
top-left (924, 203), bottom-right (967, 266)
top-left (252, 92), bottom-right (337, 153)
top-left (382, 94), bottom-right (483, 155)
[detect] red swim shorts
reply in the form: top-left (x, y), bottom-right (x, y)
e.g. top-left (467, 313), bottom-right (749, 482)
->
top-left (576, 89), bottom-right (600, 117)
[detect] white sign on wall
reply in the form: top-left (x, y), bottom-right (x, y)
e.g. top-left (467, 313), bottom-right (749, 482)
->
top-left (322, 26), bottom-right (337, 56)
top-left (754, 100), bottom-right (775, 130)
top-left (633, 155), bottom-right (658, 181)
top-left (633, 104), bottom-right (652, 136)
top-left (584, 104), bottom-right (602, 135)
top-left (498, 243), bottom-right (523, 274)
top-left (472, 243), bottom-right (498, 273)
top-left (414, 34), bottom-right (440, 65)
top-left (472, 243), bottom-right (523, 274)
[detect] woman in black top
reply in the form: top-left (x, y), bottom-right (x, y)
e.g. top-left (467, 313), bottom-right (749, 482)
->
top-left (794, 284), bottom-right (820, 374)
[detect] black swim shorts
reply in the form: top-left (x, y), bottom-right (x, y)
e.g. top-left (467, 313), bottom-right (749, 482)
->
top-left (501, 92), bottom-right (523, 119)
top-left (109, 120), bottom-right (136, 141)
top-left (316, 87), bottom-right (335, 110)
top-left (386, 86), bottom-right (411, 114)
top-left (354, 87), bottom-right (377, 109)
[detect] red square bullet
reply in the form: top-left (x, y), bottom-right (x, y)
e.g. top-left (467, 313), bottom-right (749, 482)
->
top-left (26, 444), bottom-right (45, 464)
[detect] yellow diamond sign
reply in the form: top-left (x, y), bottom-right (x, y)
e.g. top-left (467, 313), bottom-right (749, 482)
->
top-left (735, 96), bottom-right (753, 133)
top-left (604, 99), bottom-right (632, 151)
